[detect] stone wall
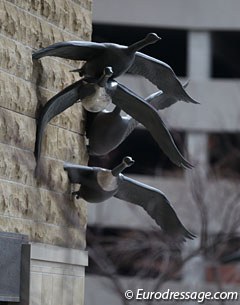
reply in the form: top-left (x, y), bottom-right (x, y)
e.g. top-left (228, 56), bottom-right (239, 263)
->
top-left (0, 0), bottom-right (92, 249)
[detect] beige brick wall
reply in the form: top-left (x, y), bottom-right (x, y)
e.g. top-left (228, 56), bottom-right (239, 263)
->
top-left (0, 0), bottom-right (92, 249)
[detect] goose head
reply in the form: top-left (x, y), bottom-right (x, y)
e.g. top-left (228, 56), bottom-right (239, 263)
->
top-left (145, 33), bottom-right (161, 44)
top-left (127, 32), bottom-right (161, 53)
top-left (82, 66), bottom-right (113, 112)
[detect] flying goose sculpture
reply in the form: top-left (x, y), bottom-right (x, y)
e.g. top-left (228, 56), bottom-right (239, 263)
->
top-left (32, 33), bottom-right (198, 105)
top-left (88, 84), bottom-right (188, 156)
top-left (33, 33), bottom-right (160, 81)
top-left (64, 156), bottom-right (195, 242)
top-left (34, 67), bottom-right (192, 169)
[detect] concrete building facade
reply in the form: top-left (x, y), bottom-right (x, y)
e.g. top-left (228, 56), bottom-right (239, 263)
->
top-left (86, 1), bottom-right (240, 304)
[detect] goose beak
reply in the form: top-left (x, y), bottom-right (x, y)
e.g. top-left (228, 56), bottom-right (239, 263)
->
top-left (146, 33), bottom-right (161, 43)
top-left (104, 66), bottom-right (114, 77)
top-left (123, 156), bottom-right (135, 167)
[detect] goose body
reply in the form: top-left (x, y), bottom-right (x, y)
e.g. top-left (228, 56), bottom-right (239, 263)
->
top-left (33, 34), bottom-right (198, 105)
top-left (88, 88), bottom-right (185, 156)
top-left (34, 66), bottom-right (192, 169)
top-left (65, 156), bottom-right (134, 202)
top-left (33, 33), bottom-right (160, 81)
top-left (64, 157), bottom-right (195, 242)
top-left (105, 79), bottom-right (192, 169)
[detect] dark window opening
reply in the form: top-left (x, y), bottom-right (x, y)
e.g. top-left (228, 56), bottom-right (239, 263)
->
top-left (88, 127), bottom-right (186, 177)
top-left (92, 24), bottom-right (187, 76)
top-left (211, 31), bottom-right (240, 78)
top-left (86, 226), bottom-right (181, 279)
top-left (208, 132), bottom-right (240, 178)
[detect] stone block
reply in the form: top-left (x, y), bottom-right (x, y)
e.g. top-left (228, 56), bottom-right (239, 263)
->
top-left (0, 108), bottom-right (87, 161)
top-left (0, 1), bottom-right (88, 50)
top-left (0, 216), bottom-right (86, 249)
top-left (6, 0), bottom-right (92, 40)
top-left (0, 107), bottom-right (35, 151)
top-left (0, 71), bottom-right (85, 133)
top-left (0, 177), bottom-right (87, 229)
top-left (0, 0), bottom-right (90, 251)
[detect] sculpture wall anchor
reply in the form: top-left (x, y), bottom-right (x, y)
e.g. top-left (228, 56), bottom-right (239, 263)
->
top-left (64, 156), bottom-right (195, 243)
top-left (34, 67), bottom-right (113, 167)
top-left (87, 82), bottom-right (189, 156)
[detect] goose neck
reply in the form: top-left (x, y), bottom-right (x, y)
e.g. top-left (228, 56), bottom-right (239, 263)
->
top-left (111, 162), bottom-right (127, 177)
top-left (127, 37), bottom-right (150, 53)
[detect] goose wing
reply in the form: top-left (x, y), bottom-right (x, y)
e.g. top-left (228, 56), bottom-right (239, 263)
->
top-left (146, 91), bottom-right (179, 110)
top-left (64, 162), bottom-right (94, 184)
top-left (115, 175), bottom-right (195, 242)
top-left (34, 80), bottom-right (96, 163)
top-left (128, 52), bottom-right (198, 104)
top-left (32, 41), bottom-right (105, 60)
top-left (108, 81), bottom-right (192, 169)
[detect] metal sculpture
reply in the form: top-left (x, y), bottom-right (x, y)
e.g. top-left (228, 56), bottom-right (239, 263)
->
top-left (32, 33), bottom-right (198, 105)
top-left (34, 67), bottom-right (192, 169)
top-left (88, 83), bottom-right (189, 156)
top-left (64, 156), bottom-right (195, 242)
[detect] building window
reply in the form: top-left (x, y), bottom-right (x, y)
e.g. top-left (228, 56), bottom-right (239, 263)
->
top-left (93, 24), bottom-right (187, 77)
top-left (211, 31), bottom-right (240, 78)
top-left (209, 132), bottom-right (240, 178)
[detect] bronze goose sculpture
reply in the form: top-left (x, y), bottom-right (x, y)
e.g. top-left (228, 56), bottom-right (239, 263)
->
top-left (87, 84), bottom-right (189, 156)
top-left (34, 67), bottom-right (192, 169)
top-left (64, 156), bottom-right (195, 242)
top-left (32, 33), bottom-right (198, 105)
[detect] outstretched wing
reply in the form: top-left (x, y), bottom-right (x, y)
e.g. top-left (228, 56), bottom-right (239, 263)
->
top-left (32, 41), bottom-right (105, 60)
top-left (146, 81), bottom-right (189, 110)
top-left (128, 52), bottom-right (198, 104)
top-left (34, 80), bottom-right (96, 164)
top-left (115, 175), bottom-right (195, 242)
top-left (64, 162), bottom-right (94, 184)
top-left (109, 81), bottom-right (193, 169)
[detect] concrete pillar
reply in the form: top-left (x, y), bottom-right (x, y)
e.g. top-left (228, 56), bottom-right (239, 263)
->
top-left (186, 31), bottom-right (211, 177)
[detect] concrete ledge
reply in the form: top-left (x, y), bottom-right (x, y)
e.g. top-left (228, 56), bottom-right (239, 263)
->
top-left (30, 243), bottom-right (88, 266)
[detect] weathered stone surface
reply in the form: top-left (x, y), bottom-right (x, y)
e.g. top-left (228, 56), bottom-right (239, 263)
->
top-left (0, 215), bottom-right (86, 249)
top-left (0, 108), bottom-right (87, 161)
top-left (0, 143), bottom-right (82, 193)
top-left (0, 107), bottom-right (35, 150)
top-left (0, 1), bottom-right (87, 49)
top-left (0, 0), bottom-right (91, 251)
top-left (6, 0), bottom-right (92, 40)
top-left (0, 34), bottom-right (82, 91)
top-left (0, 179), bottom-right (86, 229)
top-left (0, 71), bottom-right (85, 133)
